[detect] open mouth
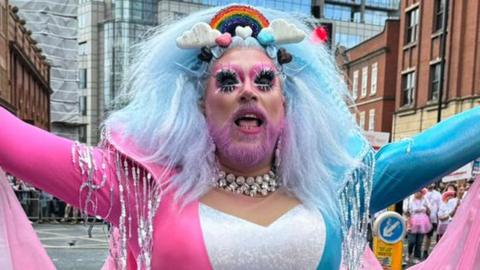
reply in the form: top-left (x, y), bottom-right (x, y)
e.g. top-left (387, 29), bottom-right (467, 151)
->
top-left (234, 114), bottom-right (264, 128)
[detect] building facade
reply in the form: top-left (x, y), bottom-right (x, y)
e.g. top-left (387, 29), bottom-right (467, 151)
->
top-left (78, 0), bottom-right (178, 144)
top-left (10, 0), bottom-right (81, 140)
top-left (340, 19), bottom-right (399, 137)
top-left (392, 0), bottom-right (480, 140)
top-left (78, 0), bottom-right (160, 144)
top-left (0, 1), bottom-right (51, 130)
top-left (312, 0), bottom-right (400, 48)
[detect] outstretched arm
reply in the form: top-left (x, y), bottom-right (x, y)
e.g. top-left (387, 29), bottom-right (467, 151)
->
top-left (0, 107), bottom-right (118, 221)
top-left (370, 106), bottom-right (480, 213)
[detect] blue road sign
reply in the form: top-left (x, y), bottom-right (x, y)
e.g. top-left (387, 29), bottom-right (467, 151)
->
top-left (374, 212), bottom-right (406, 244)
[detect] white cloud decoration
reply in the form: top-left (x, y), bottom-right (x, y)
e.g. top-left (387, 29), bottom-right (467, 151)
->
top-left (260, 19), bottom-right (306, 45)
top-left (176, 22), bottom-right (221, 49)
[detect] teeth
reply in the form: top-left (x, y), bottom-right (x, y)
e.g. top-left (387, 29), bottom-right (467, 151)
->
top-left (243, 114), bottom-right (257, 119)
top-left (234, 112), bottom-right (263, 128)
top-left (238, 120), bottom-right (258, 128)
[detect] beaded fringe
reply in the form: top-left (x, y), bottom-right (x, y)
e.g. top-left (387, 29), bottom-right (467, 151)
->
top-left (338, 148), bottom-right (374, 270)
top-left (72, 142), bottom-right (163, 270)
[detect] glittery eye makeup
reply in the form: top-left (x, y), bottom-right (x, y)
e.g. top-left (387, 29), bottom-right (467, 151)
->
top-left (215, 69), bottom-right (240, 93)
top-left (253, 68), bottom-right (276, 92)
top-left (213, 63), bottom-right (277, 93)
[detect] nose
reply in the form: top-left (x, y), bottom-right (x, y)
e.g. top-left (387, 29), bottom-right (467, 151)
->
top-left (238, 80), bottom-right (258, 103)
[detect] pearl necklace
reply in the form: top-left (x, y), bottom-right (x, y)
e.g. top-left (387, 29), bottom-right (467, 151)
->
top-left (216, 170), bottom-right (279, 197)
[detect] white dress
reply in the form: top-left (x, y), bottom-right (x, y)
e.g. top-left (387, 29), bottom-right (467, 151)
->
top-left (199, 203), bottom-right (326, 270)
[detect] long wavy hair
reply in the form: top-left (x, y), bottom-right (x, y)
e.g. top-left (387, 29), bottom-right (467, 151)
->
top-left (103, 6), bottom-right (362, 227)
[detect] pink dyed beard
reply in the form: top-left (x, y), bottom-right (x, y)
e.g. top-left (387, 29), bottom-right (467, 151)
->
top-left (208, 117), bottom-right (284, 171)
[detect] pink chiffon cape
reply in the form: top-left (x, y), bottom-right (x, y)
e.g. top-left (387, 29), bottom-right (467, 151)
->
top-left (0, 168), bottom-right (55, 270)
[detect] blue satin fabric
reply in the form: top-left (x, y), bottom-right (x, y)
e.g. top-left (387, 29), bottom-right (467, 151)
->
top-left (371, 106), bottom-right (480, 213)
top-left (316, 213), bottom-right (342, 270)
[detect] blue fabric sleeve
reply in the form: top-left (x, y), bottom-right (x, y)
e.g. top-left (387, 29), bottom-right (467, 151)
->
top-left (316, 212), bottom-right (342, 270)
top-left (370, 106), bottom-right (480, 213)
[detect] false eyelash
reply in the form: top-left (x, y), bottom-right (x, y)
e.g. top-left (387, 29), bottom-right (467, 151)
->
top-left (215, 69), bottom-right (239, 93)
top-left (254, 69), bottom-right (275, 91)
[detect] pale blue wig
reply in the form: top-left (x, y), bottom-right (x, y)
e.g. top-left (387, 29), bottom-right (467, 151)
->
top-left (103, 5), bottom-right (371, 237)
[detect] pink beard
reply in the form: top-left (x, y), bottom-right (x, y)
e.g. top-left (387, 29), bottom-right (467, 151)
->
top-left (208, 118), bottom-right (284, 171)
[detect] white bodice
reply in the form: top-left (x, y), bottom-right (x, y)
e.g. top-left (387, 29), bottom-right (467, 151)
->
top-left (199, 203), bottom-right (326, 270)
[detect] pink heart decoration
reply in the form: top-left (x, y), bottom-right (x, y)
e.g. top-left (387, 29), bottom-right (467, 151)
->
top-left (215, 33), bottom-right (232, 48)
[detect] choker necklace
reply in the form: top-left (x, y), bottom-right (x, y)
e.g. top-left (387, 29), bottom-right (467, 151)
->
top-left (216, 170), bottom-right (280, 197)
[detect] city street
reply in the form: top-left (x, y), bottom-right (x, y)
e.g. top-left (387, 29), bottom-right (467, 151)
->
top-left (34, 223), bottom-right (109, 270)
top-left (33, 223), bottom-right (421, 270)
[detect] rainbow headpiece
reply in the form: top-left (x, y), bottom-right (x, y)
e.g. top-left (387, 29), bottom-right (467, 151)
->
top-left (210, 5), bottom-right (269, 38)
top-left (176, 5), bottom-right (306, 50)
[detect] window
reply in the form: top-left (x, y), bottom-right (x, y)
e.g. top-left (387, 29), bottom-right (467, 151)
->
top-left (361, 66), bottom-right (368, 97)
top-left (370, 62), bottom-right (378, 95)
top-left (368, 109), bottom-right (376, 131)
top-left (433, 0), bottom-right (444, 32)
top-left (324, 4), bottom-right (354, 22)
top-left (173, 12), bottom-right (186, 20)
top-left (336, 32), bottom-right (362, 48)
top-left (359, 111), bottom-right (366, 130)
top-left (402, 72), bottom-right (416, 106)
top-left (430, 63), bottom-right (441, 101)
top-left (352, 70), bottom-right (359, 100)
top-left (0, 6), bottom-right (5, 33)
top-left (363, 10), bottom-right (389, 26)
top-left (79, 96), bottom-right (87, 116)
top-left (79, 41), bottom-right (87, 56)
top-left (365, 0), bottom-right (399, 9)
top-left (79, 125), bottom-right (87, 143)
top-left (79, 69), bottom-right (87, 89)
top-left (78, 13), bottom-right (86, 28)
top-left (406, 8), bottom-right (419, 44)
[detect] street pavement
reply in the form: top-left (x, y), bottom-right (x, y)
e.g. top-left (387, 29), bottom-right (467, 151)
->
top-left (33, 223), bottom-right (433, 270)
top-left (34, 223), bottom-right (109, 270)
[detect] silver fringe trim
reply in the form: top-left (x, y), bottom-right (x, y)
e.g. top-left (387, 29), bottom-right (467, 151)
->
top-left (72, 142), bottom-right (114, 221)
top-left (338, 148), bottom-right (374, 270)
top-left (72, 142), bottom-right (164, 270)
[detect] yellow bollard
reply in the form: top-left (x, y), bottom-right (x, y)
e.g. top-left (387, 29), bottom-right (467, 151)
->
top-left (372, 212), bottom-right (406, 270)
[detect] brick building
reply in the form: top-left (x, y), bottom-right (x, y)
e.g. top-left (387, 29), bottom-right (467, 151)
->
top-left (392, 0), bottom-right (480, 140)
top-left (339, 19), bottom-right (400, 136)
top-left (0, 1), bottom-right (51, 130)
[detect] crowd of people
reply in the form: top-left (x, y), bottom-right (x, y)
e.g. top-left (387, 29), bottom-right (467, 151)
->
top-left (401, 179), bottom-right (474, 264)
top-left (6, 173), bottom-right (81, 224)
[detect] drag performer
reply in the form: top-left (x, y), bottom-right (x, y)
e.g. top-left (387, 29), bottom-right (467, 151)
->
top-left (0, 5), bottom-right (479, 270)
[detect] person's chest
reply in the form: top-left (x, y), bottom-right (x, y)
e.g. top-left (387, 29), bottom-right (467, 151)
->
top-left (149, 200), bottom-right (327, 270)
